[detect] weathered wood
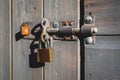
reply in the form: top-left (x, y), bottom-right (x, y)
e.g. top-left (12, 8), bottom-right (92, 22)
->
top-left (45, 41), bottom-right (79, 80)
top-left (85, 36), bottom-right (120, 80)
top-left (0, 0), bottom-right (10, 80)
top-left (12, 0), bottom-right (43, 80)
top-left (85, 0), bottom-right (120, 35)
top-left (44, 0), bottom-right (78, 21)
top-left (85, 0), bottom-right (120, 80)
top-left (44, 0), bottom-right (80, 80)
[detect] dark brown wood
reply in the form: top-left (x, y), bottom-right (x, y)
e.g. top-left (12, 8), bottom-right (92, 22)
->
top-left (44, 0), bottom-right (80, 80)
top-left (0, 0), bottom-right (10, 80)
top-left (85, 36), bottom-right (120, 80)
top-left (85, 0), bottom-right (120, 35)
top-left (12, 0), bottom-right (43, 80)
top-left (85, 0), bottom-right (120, 80)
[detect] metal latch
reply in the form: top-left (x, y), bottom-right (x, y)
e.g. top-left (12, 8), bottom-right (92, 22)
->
top-left (19, 14), bottom-right (97, 63)
top-left (20, 17), bottom-right (97, 42)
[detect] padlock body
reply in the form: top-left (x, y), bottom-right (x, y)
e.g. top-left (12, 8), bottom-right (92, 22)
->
top-left (38, 48), bottom-right (52, 62)
top-left (21, 24), bottom-right (30, 35)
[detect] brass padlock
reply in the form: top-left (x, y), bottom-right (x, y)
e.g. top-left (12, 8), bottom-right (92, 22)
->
top-left (37, 41), bottom-right (52, 62)
top-left (21, 23), bottom-right (30, 36)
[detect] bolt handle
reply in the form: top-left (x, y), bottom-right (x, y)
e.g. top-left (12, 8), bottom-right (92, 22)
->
top-left (41, 18), bottom-right (50, 42)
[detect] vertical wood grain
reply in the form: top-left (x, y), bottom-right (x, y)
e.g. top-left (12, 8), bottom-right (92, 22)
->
top-left (84, 0), bottom-right (120, 80)
top-left (45, 41), bottom-right (79, 80)
top-left (44, 0), bottom-right (80, 80)
top-left (12, 0), bottom-right (43, 80)
top-left (0, 0), bottom-right (10, 80)
top-left (85, 0), bottom-right (120, 35)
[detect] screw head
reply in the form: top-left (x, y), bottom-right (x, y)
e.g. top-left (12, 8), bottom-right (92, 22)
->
top-left (92, 27), bottom-right (98, 34)
top-left (53, 22), bottom-right (60, 28)
top-left (85, 37), bottom-right (93, 44)
top-left (70, 21), bottom-right (75, 26)
top-left (85, 16), bottom-right (93, 24)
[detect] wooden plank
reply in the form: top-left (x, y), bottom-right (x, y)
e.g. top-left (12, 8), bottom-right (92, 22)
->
top-left (44, 0), bottom-right (78, 21)
top-left (85, 0), bottom-right (120, 80)
top-left (0, 0), bottom-right (10, 80)
top-left (85, 36), bottom-right (120, 80)
top-left (12, 0), bottom-right (43, 80)
top-left (85, 0), bottom-right (120, 35)
top-left (44, 0), bottom-right (80, 80)
top-left (44, 41), bottom-right (79, 80)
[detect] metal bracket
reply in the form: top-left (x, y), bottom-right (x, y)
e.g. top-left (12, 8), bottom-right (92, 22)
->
top-left (20, 15), bottom-right (97, 43)
top-left (18, 14), bottom-right (98, 63)
top-left (84, 13), bottom-right (98, 44)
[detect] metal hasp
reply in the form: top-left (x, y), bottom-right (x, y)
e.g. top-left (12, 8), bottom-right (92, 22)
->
top-left (20, 15), bottom-right (97, 42)
top-left (20, 15), bottom-right (97, 63)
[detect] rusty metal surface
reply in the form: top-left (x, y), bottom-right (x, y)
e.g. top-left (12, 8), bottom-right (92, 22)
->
top-left (38, 48), bottom-right (52, 62)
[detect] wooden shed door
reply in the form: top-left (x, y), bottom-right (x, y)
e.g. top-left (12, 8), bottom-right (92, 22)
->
top-left (84, 0), bottom-right (120, 80)
top-left (13, 0), bottom-right (80, 80)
